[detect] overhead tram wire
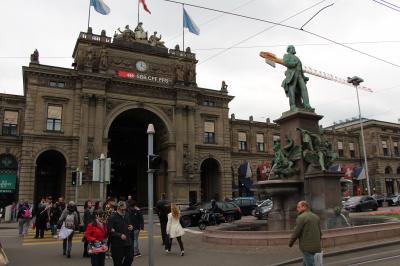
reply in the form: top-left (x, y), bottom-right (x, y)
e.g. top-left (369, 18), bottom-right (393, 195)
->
top-left (372, 0), bottom-right (400, 12)
top-left (163, 0), bottom-right (400, 69)
top-left (198, 0), bottom-right (331, 65)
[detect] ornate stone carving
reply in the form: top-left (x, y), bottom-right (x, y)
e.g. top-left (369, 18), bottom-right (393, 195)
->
top-left (149, 31), bottom-right (165, 48)
top-left (99, 47), bottom-right (108, 70)
top-left (221, 80), bottom-right (228, 92)
top-left (30, 49), bottom-right (39, 64)
top-left (270, 135), bottom-right (302, 179)
top-left (160, 106), bottom-right (173, 120)
top-left (175, 64), bottom-right (184, 83)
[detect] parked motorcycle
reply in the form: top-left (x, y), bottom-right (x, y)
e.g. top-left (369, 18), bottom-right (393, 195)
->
top-left (198, 208), bottom-right (224, 230)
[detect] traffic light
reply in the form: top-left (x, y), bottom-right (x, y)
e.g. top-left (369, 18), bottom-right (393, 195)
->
top-left (71, 171), bottom-right (77, 186)
top-left (148, 154), bottom-right (162, 170)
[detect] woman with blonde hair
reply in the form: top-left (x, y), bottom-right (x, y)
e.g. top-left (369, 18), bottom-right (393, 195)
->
top-left (166, 203), bottom-right (185, 256)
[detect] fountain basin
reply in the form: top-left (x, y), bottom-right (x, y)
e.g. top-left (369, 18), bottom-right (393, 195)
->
top-left (202, 219), bottom-right (400, 248)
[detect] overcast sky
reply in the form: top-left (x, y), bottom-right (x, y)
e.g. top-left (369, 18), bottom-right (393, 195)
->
top-left (1, 0), bottom-right (399, 126)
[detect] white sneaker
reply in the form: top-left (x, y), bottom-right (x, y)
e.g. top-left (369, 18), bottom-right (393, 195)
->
top-left (165, 249), bottom-right (170, 253)
top-left (180, 251), bottom-right (185, 256)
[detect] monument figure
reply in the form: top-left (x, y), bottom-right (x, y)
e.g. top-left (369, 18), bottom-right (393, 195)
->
top-left (30, 49), bottom-right (39, 64)
top-left (270, 135), bottom-right (301, 179)
top-left (148, 31), bottom-right (165, 47)
top-left (281, 45), bottom-right (313, 112)
top-left (134, 22), bottom-right (148, 40)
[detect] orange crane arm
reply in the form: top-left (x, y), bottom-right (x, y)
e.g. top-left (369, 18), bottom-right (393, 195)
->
top-left (259, 51), bottom-right (373, 93)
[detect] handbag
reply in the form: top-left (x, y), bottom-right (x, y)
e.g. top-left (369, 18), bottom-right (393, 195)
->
top-left (0, 247), bottom-right (9, 266)
top-left (87, 241), bottom-right (108, 254)
top-left (314, 251), bottom-right (323, 266)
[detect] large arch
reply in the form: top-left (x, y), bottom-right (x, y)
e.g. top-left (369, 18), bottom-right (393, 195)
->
top-left (106, 107), bottom-right (169, 206)
top-left (200, 158), bottom-right (222, 202)
top-left (0, 154), bottom-right (18, 207)
top-left (34, 150), bottom-right (67, 205)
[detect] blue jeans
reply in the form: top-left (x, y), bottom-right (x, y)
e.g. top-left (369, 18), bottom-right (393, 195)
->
top-left (51, 224), bottom-right (58, 235)
top-left (302, 252), bottom-right (315, 266)
top-left (18, 219), bottom-right (28, 235)
top-left (131, 229), bottom-right (140, 255)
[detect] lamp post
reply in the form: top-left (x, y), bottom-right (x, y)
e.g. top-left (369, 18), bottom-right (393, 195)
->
top-left (147, 124), bottom-right (155, 266)
top-left (347, 76), bottom-right (371, 196)
top-left (99, 153), bottom-right (106, 202)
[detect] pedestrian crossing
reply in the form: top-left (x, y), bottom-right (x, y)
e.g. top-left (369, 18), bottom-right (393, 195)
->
top-left (22, 229), bottom-right (156, 246)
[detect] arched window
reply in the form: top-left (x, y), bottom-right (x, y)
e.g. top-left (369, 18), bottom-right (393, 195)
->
top-left (385, 166), bottom-right (393, 175)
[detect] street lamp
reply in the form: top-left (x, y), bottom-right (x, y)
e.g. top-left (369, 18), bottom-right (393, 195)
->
top-left (347, 76), bottom-right (371, 196)
top-left (147, 124), bottom-right (155, 266)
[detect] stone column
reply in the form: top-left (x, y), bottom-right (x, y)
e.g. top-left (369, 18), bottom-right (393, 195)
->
top-left (175, 106), bottom-right (184, 179)
top-left (94, 96), bottom-right (105, 155)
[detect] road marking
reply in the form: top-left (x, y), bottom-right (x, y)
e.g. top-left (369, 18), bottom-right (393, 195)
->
top-left (184, 228), bottom-right (203, 234)
top-left (349, 254), bottom-right (400, 265)
top-left (325, 249), bottom-right (400, 265)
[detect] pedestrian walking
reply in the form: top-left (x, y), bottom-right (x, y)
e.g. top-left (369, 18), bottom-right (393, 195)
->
top-left (83, 200), bottom-right (94, 258)
top-left (156, 193), bottom-right (170, 248)
top-left (17, 201), bottom-right (31, 236)
top-left (289, 201), bottom-right (322, 266)
top-left (50, 202), bottom-right (61, 238)
top-left (103, 199), bottom-right (115, 259)
top-left (58, 201), bottom-right (79, 258)
top-left (107, 201), bottom-right (134, 266)
top-left (85, 210), bottom-right (108, 266)
top-left (166, 203), bottom-right (185, 256)
top-left (127, 199), bottom-right (144, 258)
top-left (34, 203), bottom-right (48, 238)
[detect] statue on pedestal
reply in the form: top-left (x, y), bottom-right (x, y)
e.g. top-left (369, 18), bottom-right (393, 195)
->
top-left (281, 45), bottom-right (313, 112)
top-left (270, 135), bottom-right (302, 179)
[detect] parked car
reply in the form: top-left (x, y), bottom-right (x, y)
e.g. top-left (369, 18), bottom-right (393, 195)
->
top-left (232, 197), bottom-right (258, 216)
top-left (180, 201), bottom-right (242, 227)
top-left (371, 194), bottom-right (386, 207)
top-left (387, 194), bottom-right (400, 206)
top-left (253, 199), bottom-right (273, 220)
top-left (343, 196), bottom-right (378, 212)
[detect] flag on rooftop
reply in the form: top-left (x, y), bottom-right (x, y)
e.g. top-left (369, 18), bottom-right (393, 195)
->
top-left (183, 8), bottom-right (200, 35)
top-left (140, 0), bottom-right (151, 14)
top-left (90, 0), bottom-right (111, 15)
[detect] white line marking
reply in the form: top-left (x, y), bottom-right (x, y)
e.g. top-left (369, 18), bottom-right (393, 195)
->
top-left (349, 254), bottom-right (400, 265)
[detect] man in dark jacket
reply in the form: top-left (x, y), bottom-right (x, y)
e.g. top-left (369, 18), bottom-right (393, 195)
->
top-left (155, 193), bottom-right (170, 248)
top-left (128, 199), bottom-right (144, 257)
top-left (289, 201), bottom-right (322, 266)
top-left (108, 201), bottom-right (133, 266)
top-left (34, 203), bottom-right (48, 238)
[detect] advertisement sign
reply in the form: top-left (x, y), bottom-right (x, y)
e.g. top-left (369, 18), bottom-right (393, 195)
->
top-left (0, 173), bottom-right (16, 193)
top-left (117, 70), bottom-right (170, 84)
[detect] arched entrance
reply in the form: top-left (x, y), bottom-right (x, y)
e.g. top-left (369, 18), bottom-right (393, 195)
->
top-left (0, 154), bottom-right (18, 207)
top-left (107, 108), bottom-right (169, 206)
top-left (200, 158), bottom-right (221, 202)
top-left (34, 150), bottom-right (66, 204)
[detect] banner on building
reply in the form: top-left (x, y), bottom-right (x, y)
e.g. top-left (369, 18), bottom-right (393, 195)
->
top-left (0, 173), bottom-right (16, 193)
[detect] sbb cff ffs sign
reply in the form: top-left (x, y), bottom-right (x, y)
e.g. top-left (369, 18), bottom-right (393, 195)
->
top-left (118, 70), bottom-right (137, 79)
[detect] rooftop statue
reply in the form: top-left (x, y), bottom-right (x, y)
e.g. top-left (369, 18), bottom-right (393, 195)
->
top-left (134, 22), bottom-right (148, 40)
top-left (281, 45), bottom-right (314, 112)
top-left (148, 31), bottom-right (165, 47)
top-left (30, 49), bottom-right (39, 64)
top-left (114, 23), bottom-right (148, 42)
top-left (269, 135), bottom-right (301, 179)
top-left (297, 127), bottom-right (337, 172)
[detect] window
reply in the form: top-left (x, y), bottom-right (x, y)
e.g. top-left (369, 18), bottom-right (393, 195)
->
top-left (338, 141), bottom-right (344, 157)
top-left (349, 142), bottom-right (355, 158)
top-left (203, 100), bottom-right (215, 107)
top-left (49, 81), bottom-right (65, 88)
top-left (47, 105), bottom-right (62, 131)
top-left (238, 132), bottom-right (247, 151)
top-left (256, 133), bottom-right (265, 152)
top-left (394, 142), bottom-right (399, 157)
top-left (273, 135), bottom-right (280, 145)
top-left (2, 110), bottom-right (18, 136)
top-left (382, 140), bottom-right (389, 156)
top-left (203, 121), bottom-right (215, 144)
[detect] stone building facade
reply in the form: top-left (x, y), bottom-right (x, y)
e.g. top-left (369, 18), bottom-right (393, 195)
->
top-left (0, 26), bottom-right (399, 207)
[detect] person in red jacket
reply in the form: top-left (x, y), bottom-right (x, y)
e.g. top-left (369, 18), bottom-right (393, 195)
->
top-left (85, 210), bottom-right (108, 266)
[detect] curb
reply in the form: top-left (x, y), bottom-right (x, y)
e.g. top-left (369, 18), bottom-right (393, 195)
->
top-left (269, 238), bottom-right (400, 266)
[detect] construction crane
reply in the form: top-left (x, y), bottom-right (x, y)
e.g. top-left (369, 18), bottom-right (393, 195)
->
top-left (259, 51), bottom-right (373, 93)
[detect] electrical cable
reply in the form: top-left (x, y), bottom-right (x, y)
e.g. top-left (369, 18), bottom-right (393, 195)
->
top-left (163, 0), bottom-right (400, 68)
top-left (372, 0), bottom-right (400, 12)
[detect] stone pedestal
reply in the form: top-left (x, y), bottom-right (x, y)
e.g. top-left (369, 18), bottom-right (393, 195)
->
top-left (305, 171), bottom-right (344, 229)
top-left (274, 111), bottom-right (323, 178)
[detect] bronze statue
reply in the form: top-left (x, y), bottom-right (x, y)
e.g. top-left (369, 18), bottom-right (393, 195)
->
top-left (270, 135), bottom-right (301, 179)
top-left (281, 45), bottom-right (313, 112)
top-left (297, 127), bottom-right (337, 172)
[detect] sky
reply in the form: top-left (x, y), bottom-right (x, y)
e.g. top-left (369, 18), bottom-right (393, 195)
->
top-left (0, 0), bottom-right (399, 127)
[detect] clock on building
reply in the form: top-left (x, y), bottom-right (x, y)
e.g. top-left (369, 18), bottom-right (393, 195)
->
top-left (136, 61), bottom-right (148, 72)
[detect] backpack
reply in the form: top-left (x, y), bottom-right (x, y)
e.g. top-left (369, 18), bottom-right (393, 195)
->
top-left (23, 208), bottom-right (31, 219)
top-left (65, 213), bottom-right (75, 229)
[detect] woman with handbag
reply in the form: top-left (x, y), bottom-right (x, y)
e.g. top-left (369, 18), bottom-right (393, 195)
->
top-left (85, 210), bottom-right (108, 266)
top-left (166, 203), bottom-right (185, 256)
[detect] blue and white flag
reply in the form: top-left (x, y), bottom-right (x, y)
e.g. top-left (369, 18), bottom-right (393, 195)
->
top-left (354, 167), bottom-right (366, 180)
top-left (183, 8), bottom-right (200, 35)
top-left (90, 0), bottom-right (111, 15)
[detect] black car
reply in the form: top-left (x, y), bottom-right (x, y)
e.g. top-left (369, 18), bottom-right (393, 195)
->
top-left (371, 194), bottom-right (386, 207)
top-left (232, 197), bottom-right (258, 216)
top-left (387, 194), bottom-right (400, 206)
top-left (343, 196), bottom-right (378, 212)
top-left (180, 201), bottom-right (242, 227)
